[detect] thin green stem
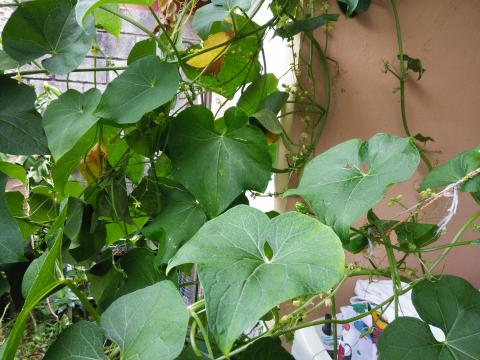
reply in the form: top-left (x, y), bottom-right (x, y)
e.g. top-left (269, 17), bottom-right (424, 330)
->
top-left (416, 239), bottom-right (479, 253)
top-left (189, 309), bottom-right (214, 359)
top-left (4, 66), bottom-right (128, 78)
top-left (430, 211), bottom-right (480, 271)
top-left (62, 280), bottom-right (101, 324)
top-left (331, 295), bottom-right (338, 360)
top-left (389, 0), bottom-right (432, 170)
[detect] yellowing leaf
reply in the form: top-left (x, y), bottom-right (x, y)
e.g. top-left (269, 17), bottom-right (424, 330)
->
top-left (186, 32), bottom-right (233, 69)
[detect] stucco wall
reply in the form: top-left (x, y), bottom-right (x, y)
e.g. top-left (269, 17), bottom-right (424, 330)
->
top-left (287, 0), bottom-right (480, 308)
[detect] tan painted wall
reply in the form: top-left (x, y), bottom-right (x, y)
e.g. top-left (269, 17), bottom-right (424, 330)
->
top-left (285, 0), bottom-right (480, 309)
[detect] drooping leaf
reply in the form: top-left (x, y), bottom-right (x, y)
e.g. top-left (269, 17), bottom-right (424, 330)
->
top-left (421, 146), bottom-right (480, 193)
top-left (100, 281), bottom-right (188, 360)
top-left (127, 38), bottom-right (156, 65)
top-left (2, 0), bottom-right (95, 75)
top-left (378, 275), bottom-right (480, 360)
top-left (276, 14), bottom-right (339, 38)
top-left (96, 56), bottom-right (179, 125)
top-left (43, 88), bottom-right (101, 161)
top-left (0, 173), bottom-right (25, 265)
top-left (44, 320), bottom-right (106, 360)
top-left (259, 91), bottom-right (289, 114)
top-left (285, 134), bottom-right (420, 248)
top-left (76, 0), bottom-right (156, 27)
top-left (1, 204), bottom-right (68, 360)
top-left (236, 337), bottom-right (293, 359)
top-left (0, 78), bottom-right (48, 155)
top-left (168, 106), bottom-right (272, 217)
top-left (238, 73), bottom-right (279, 116)
top-left (142, 187), bottom-right (207, 264)
top-left (94, 4), bottom-right (122, 37)
top-left (168, 205), bottom-right (345, 354)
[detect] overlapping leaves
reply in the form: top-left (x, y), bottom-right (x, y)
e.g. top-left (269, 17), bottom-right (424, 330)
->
top-left (168, 205), bottom-right (345, 354)
top-left (378, 275), bottom-right (480, 359)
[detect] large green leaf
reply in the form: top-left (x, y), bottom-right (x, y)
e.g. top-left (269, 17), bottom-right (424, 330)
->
top-left (0, 173), bottom-right (25, 265)
top-left (285, 134), bottom-right (420, 247)
top-left (168, 205), bottom-right (345, 354)
top-left (44, 321), bottom-right (106, 359)
top-left (1, 204), bottom-right (68, 360)
top-left (100, 281), bottom-right (188, 360)
top-left (378, 275), bottom-right (480, 360)
top-left (142, 188), bottom-right (207, 264)
top-left (421, 146), bottom-right (480, 193)
top-left (76, 0), bottom-right (156, 26)
top-left (168, 106), bottom-right (271, 217)
top-left (2, 0), bottom-right (94, 75)
top-left (43, 88), bottom-right (101, 161)
top-left (96, 56), bottom-right (179, 125)
top-left (0, 78), bottom-right (48, 155)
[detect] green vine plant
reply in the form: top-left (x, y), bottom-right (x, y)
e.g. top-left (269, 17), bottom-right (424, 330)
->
top-left (0, 0), bottom-right (479, 359)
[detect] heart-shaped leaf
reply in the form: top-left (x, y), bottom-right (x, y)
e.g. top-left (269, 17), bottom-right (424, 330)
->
top-left (43, 88), bottom-right (101, 161)
top-left (285, 133), bottom-right (419, 247)
top-left (2, 0), bottom-right (94, 75)
top-left (168, 106), bottom-right (272, 217)
top-left (168, 205), bottom-right (345, 354)
top-left (100, 281), bottom-right (188, 360)
top-left (0, 173), bottom-right (25, 265)
top-left (421, 146), bottom-right (480, 193)
top-left (44, 321), bottom-right (106, 359)
top-left (0, 78), bottom-right (48, 155)
top-left (378, 275), bottom-right (480, 360)
top-left (96, 56), bottom-right (179, 125)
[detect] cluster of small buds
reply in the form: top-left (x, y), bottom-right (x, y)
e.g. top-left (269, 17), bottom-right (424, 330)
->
top-left (281, 83), bottom-right (309, 99)
top-left (419, 188), bottom-right (435, 201)
top-left (387, 194), bottom-right (403, 207)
